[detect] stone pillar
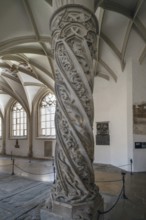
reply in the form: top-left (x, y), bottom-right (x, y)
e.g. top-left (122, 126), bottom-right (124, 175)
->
top-left (41, 4), bottom-right (103, 220)
top-left (28, 114), bottom-right (33, 158)
top-left (1, 140), bottom-right (6, 155)
top-left (1, 117), bottom-right (6, 155)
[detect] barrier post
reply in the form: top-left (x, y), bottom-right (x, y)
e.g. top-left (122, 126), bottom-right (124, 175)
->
top-left (121, 171), bottom-right (128, 199)
top-left (130, 159), bottom-right (133, 175)
top-left (52, 160), bottom-right (56, 184)
top-left (11, 159), bottom-right (15, 175)
top-left (29, 157), bottom-right (31, 163)
top-left (11, 151), bottom-right (13, 160)
top-left (53, 166), bottom-right (56, 184)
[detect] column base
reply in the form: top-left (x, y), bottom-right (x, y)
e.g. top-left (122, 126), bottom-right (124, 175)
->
top-left (41, 196), bottom-right (104, 220)
top-left (41, 209), bottom-right (63, 220)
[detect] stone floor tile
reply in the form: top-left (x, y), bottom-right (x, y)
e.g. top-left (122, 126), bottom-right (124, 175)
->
top-left (0, 156), bottom-right (145, 220)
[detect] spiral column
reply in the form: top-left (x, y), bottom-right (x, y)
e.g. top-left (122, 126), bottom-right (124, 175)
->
top-left (47, 4), bottom-right (103, 220)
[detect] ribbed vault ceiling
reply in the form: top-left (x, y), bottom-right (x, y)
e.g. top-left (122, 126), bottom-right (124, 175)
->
top-left (0, 0), bottom-right (146, 116)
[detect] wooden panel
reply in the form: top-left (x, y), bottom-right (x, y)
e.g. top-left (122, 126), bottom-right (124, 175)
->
top-left (44, 141), bottom-right (52, 157)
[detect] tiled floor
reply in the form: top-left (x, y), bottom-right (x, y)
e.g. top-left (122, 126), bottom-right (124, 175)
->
top-left (0, 156), bottom-right (55, 182)
top-left (0, 156), bottom-right (146, 220)
top-left (94, 164), bottom-right (146, 220)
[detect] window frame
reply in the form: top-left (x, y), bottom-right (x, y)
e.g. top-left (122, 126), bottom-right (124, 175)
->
top-left (10, 102), bottom-right (28, 139)
top-left (38, 93), bottom-right (56, 139)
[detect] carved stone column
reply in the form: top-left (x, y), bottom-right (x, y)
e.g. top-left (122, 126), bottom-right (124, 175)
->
top-left (41, 4), bottom-right (103, 220)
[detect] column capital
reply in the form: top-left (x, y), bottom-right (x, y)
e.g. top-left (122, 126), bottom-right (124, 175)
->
top-left (50, 4), bottom-right (98, 52)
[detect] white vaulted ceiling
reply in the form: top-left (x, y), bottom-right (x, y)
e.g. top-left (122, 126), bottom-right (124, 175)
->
top-left (0, 0), bottom-right (146, 115)
top-left (0, 0), bottom-right (54, 116)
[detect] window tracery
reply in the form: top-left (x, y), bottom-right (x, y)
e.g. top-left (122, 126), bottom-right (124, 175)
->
top-left (39, 93), bottom-right (56, 137)
top-left (11, 102), bottom-right (27, 137)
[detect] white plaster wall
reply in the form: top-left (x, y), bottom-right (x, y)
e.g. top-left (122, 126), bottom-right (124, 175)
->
top-left (132, 59), bottom-right (146, 172)
top-left (93, 60), bottom-right (133, 168)
top-left (6, 138), bottom-right (29, 157)
top-left (126, 60), bottom-right (133, 170)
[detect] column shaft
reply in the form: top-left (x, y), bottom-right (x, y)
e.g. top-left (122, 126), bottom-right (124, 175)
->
top-left (44, 4), bottom-right (103, 220)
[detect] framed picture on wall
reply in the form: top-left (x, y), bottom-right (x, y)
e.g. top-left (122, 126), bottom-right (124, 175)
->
top-left (96, 122), bottom-right (110, 145)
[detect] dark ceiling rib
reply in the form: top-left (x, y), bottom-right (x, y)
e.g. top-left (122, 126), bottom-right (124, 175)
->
top-left (96, 72), bottom-right (110, 81)
top-left (95, 0), bottom-right (103, 10)
top-left (18, 66), bottom-right (54, 92)
top-left (1, 54), bottom-right (54, 91)
top-left (28, 60), bottom-right (53, 79)
top-left (133, 17), bottom-right (146, 64)
top-left (0, 82), bottom-right (17, 98)
top-left (23, 82), bottom-right (45, 87)
top-left (39, 42), bottom-right (55, 79)
top-left (0, 81), bottom-right (29, 114)
top-left (0, 47), bottom-right (46, 57)
top-left (23, 0), bottom-right (40, 40)
top-left (23, 0), bottom-right (54, 78)
top-left (120, 0), bottom-right (144, 69)
top-left (0, 63), bottom-right (10, 69)
top-left (95, 0), bottom-right (133, 19)
top-left (100, 32), bottom-right (122, 61)
top-left (134, 17), bottom-right (146, 42)
top-left (2, 54), bottom-right (27, 63)
top-left (2, 54), bottom-right (53, 80)
top-left (134, 17), bottom-right (146, 64)
top-left (99, 58), bottom-right (117, 82)
top-left (1, 73), bottom-right (20, 84)
top-left (139, 46), bottom-right (146, 64)
top-left (45, 0), bottom-right (52, 6)
top-left (96, 8), bottom-right (105, 66)
top-left (120, 20), bottom-right (132, 70)
top-left (96, 0), bottom-right (145, 69)
top-left (0, 36), bottom-right (51, 52)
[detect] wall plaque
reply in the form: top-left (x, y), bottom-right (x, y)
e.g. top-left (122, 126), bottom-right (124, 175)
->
top-left (96, 122), bottom-right (110, 145)
top-left (133, 103), bottom-right (146, 135)
top-left (135, 142), bottom-right (146, 149)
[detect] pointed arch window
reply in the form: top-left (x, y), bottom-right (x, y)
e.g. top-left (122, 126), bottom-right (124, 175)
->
top-left (11, 102), bottom-right (27, 137)
top-left (39, 93), bottom-right (56, 137)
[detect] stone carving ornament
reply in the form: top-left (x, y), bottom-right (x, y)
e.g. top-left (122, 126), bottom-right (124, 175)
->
top-left (50, 5), bottom-right (100, 208)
